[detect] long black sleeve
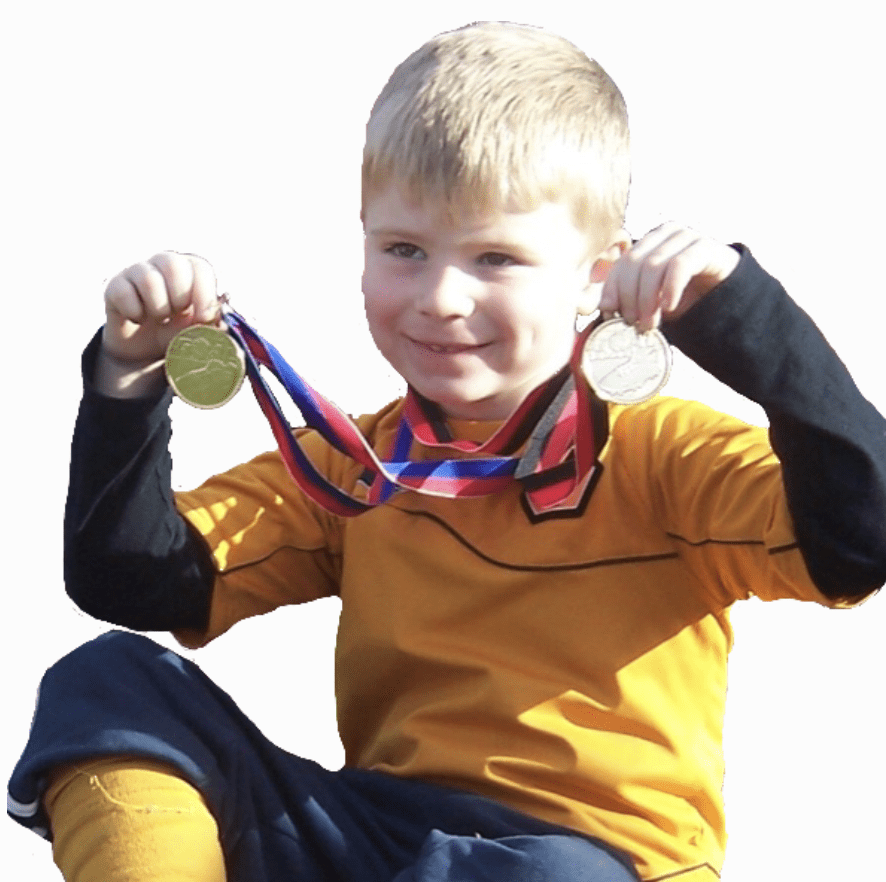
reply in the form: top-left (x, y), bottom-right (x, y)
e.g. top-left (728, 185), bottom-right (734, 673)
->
top-left (63, 331), bottom-right (215, 631)
top-left (664, 246), bottom-right (886, 601)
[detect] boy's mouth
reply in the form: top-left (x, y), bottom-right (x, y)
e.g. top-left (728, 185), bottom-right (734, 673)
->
top-left (409, 338), bottom-right (486, 355)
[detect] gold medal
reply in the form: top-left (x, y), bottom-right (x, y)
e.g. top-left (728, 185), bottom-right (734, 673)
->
top-left (164, 324), bottom-right (246, 409)
top-left (581, 318), bottom-right (672, 405)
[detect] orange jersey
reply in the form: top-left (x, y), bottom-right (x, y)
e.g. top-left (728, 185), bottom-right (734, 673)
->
top-left (175, 395), bottom-right (852, 881)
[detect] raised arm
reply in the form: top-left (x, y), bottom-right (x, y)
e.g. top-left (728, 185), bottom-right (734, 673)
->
top-left (601, 224), bottom-right (886, 601)
top-left (64, 253), bottom-right (222, 631)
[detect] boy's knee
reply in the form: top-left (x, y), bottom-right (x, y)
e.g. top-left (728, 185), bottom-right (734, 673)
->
top-left (46, 631), bottom-right (175, 687)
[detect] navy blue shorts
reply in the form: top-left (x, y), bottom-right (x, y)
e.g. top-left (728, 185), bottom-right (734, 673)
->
top-left (8, 631), bottom-right (639, 881)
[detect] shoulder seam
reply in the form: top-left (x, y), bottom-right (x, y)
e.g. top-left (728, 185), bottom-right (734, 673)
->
top-left (665, 531), bottom-right (799, 555)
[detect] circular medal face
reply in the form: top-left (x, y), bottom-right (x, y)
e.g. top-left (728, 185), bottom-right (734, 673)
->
top-left (164, 325), bottom-right (246, 409)
top-left (581, 318), bottom-right (672, 404)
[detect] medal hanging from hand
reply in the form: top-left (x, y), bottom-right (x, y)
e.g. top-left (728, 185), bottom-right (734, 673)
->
top-left (164, 324), bottom-right (246, 408)
top-left (582, 318), bottom-right (672, 404)
top-left (164, 302), bottom-right (670, 516)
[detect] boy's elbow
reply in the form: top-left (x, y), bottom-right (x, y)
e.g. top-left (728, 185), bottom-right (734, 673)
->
top-left (801, 530), bottom-right (886, 606)
top-left (63, 546), bottom-right (213, 633)
top-left (63, 549), bottom-right (146, 629)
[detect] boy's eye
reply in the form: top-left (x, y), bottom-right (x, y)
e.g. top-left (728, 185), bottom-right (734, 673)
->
top-left (385, 243), bottom-right (425, 260)
top-left (478, 252), bottom-right (517, 267)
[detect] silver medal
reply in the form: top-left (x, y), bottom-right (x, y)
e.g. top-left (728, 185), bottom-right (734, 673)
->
top-left (581, 318), bottom-right (672, 404)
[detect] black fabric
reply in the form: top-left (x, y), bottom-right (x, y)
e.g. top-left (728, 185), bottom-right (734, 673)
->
top-left (663, 246), bottom-right (886, 599)
top-left (63, 332), bottom-right (214, 631)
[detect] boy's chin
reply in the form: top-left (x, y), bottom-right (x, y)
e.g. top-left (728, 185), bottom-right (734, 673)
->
top-left (413, 372), bottom-right (563, 422)
top-left (420, 388), bottom-right (518, 422)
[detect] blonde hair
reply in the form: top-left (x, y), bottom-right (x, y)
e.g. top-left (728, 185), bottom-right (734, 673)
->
top-left (363, 21), bottom-right (630, 246)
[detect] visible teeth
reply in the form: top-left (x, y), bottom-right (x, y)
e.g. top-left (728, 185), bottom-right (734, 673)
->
top-left (413, 339), bottom-right (479, 354)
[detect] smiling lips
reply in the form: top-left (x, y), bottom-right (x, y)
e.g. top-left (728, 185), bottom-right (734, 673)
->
top-left (410, 337), bottom-right (487, 355)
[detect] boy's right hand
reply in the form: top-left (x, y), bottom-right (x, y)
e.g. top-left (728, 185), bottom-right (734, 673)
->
top-left (98, 252), bottom-right (219, 398)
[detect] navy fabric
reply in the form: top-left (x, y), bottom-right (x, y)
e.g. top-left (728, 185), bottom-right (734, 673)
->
top-left (390, 831), bottom-right (637, 882)
top-left (8, 632), bottom-right (638, 882)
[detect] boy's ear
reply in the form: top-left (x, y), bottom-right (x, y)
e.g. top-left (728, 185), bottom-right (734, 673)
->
top-left (577, 231), bottom-right (631, 316)
top-left (590, 231), bottom-right (631, 283)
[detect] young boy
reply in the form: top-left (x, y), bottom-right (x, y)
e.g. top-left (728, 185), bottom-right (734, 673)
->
top-left (8, 20), bottom-right (886, 882)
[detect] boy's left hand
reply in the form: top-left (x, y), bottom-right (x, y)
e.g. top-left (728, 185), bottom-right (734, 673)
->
top-left (599, 223), bottom-right (740, 331)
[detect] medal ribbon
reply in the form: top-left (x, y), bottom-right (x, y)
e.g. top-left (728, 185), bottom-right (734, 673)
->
top-left (224, 309), bottom-right (600, 517)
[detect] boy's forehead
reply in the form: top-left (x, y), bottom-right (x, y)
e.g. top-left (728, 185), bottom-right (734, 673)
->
top-left (364, 185), bottom-right (480, 230)
top-left (364, 182), bottom-right (575, 234)
top-left (365, 180), bottom-right (489, 220)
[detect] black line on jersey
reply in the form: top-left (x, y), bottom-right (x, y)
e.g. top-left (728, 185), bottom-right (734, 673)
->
top-left (666, 532), bottom-right (800, 556)
top-left (645, 862), bottom-right (721, 881)
top-left (393, 507), bottom-right (680, 573)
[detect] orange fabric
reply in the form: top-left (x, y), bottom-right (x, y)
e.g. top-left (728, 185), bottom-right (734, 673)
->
top-left (175, 396), bottom-right (844, 879)
top-left (45, 757), bottom-right (225, 882)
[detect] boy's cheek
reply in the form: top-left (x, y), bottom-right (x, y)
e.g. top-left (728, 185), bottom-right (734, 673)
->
top-left (360, 264), bottom-right (373, 297)
top-left (361, 260), bottom-right (388, 300)
top-left (361, 248), bottom-right (383, 288)
top-left (361, 290), bottom-right (395, 347)
top-left (361, 277), bottom-right (384, 319)
top-left (361, 278), bottom-right (387, 318)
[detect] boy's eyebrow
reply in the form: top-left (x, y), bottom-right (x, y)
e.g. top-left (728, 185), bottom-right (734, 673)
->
top-left (366, 227), bottom-right (540, 258)
top-left (462, 237), bottom-right (544, 262)
top-left (365, 227), bottom-right (423, 239)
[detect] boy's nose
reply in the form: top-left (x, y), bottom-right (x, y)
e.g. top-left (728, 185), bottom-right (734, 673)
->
top-left (417, 265), bottom-right (477, 318)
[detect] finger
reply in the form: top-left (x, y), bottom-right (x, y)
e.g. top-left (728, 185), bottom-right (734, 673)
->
top-left (634, 229), bottom-right (700, 330)
top-left (601, 223), bottom-right (685, 330)
top-left (104, 273), bottom-right (147, 325)
top-left (634, 255), bottom-right (669, 330)
top-left (148, 252), bottom-right (197, 315)
top-left (186, 255), bottom-right (220, 324)
top-left (659, 241), bottom-right (709, 316)
top-left (152, 252), bottom-right (220, 325)
top-left (600, 242), bottom-right (646, 322)
top-left (116, 260), bottom-right (178, 323)
top-left (660, 238), bottom-right (740, 319)
top-left (623, 222), bottom-right (687, 264)
top-left (597, 275), bottom-right (619, 317)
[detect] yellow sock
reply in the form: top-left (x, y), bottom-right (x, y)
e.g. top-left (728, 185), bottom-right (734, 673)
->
top-left (44, 756), bottom-right (227, 882)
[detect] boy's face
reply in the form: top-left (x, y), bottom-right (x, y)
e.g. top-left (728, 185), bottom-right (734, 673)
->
top-left (363, 185), bottom-right (614, 421)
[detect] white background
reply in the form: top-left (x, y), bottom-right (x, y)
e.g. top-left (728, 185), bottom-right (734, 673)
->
top-left (3, 2), bottom-right (884, 880)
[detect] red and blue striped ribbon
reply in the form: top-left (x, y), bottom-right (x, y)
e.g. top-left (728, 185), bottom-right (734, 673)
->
top-left (224, 309), bottom-right (598, 517)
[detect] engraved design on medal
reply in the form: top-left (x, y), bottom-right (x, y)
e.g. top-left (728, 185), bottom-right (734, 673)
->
top-left (581, 318), bottom-right (672, 405)
top-left (164, 325), bottom-right (246, 409)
